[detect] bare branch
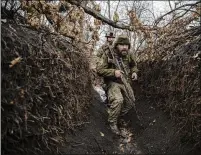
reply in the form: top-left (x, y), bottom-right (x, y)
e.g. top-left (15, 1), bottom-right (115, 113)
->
top-left (67, 0), bottom-right (132, 31)
top-left (178, 8), bottom-right (201, 16)
top-left (154, 1), bottom-right (201, 26)
top-left (115, 0), bottom-right (120, 12)
top-left (168, 0), bottom-right (173, 11)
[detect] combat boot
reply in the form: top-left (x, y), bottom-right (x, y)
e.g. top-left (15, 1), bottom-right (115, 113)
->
top-left (119, 118), bottom-right (128, 127)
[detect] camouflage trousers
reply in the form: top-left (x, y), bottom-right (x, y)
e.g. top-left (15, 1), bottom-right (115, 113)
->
top-left (107, 82), bottom-right (133, 125)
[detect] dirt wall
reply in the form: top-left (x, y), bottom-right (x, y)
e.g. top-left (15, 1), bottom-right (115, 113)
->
top-left (138, 26), bottom-right (201, 149)
top-left (1, 19), bottom-right (92, 155)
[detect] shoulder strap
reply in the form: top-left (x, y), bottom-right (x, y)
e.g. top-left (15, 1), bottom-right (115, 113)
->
top-left (104, 46), bottom-right (115, 64)
top-left (128, 51), bottom-right (134, 63)
top-left (102, 44), bottom-right (109, 51)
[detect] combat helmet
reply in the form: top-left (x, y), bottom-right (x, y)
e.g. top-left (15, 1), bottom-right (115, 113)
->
top-left (113, 35), bottom-right (131, 49)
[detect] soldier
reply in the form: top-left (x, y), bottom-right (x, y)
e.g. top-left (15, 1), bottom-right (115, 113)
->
top-left (94, 31), bottom-right (115, 88)
top-left (96, 31), bottom-right (115, 58)
top-left (96, 35), bottom-right (138, 135)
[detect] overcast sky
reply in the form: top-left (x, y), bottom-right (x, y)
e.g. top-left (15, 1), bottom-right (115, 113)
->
top-left (95, 1), bottom-right (170, 48)
top-left (94, 0), bottom-right (197, 49)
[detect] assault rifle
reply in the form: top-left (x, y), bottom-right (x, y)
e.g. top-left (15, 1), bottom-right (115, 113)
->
top-left (107, 46), bottom-right (140, 121)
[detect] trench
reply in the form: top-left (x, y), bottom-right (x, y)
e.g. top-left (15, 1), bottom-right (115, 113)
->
top-left (2, 16), bottom-right (200, 155)
top-left (59, 87), bottom-right (197, 154)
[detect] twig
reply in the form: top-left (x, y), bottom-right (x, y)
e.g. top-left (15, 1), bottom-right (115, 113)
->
top-left (154, 1), bottom-right (200, 26)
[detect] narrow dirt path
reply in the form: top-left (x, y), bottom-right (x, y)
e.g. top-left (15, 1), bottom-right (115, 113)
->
top-left (60, 89), bottom-right (196, 154)
top-left (130, 99), bottom-right (193, 154)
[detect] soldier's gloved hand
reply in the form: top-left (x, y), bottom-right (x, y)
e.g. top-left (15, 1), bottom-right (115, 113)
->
top-left (131, 72), bottom-right (137, 80)
top-left (115, 70), bottom-right (123, 78)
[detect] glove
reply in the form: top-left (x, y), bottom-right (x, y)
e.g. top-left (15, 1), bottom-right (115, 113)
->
top-left (131, 72), bottom-right (137, 80)
top-left (115, 70), bottom-right (124, 78)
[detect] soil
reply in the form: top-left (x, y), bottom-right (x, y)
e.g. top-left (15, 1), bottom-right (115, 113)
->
top-left (2, 16), bottom-right (200, 155)
top-left (59, 89), bottom-right (200, 154)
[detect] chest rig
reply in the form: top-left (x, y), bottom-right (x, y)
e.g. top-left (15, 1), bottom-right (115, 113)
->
top-left (105, 47), bottom-right (131, 76)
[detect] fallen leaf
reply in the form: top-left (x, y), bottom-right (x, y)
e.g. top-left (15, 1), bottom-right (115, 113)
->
top-left (100, 131), bottom-right (104, 137)
top-left (9, 57), bottom-right (22, 68)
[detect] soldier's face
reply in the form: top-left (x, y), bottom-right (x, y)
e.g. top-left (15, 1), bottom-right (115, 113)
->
top-left (117, 44), bottom-right (129, 56)
top-left (107, 37), bottom-right (115, 45)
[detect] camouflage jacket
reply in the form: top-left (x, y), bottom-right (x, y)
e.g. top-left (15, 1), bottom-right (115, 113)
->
top-left (96, 47), bottom-right (138, 86)
top-left (96, 42), bottom-right (111, 58)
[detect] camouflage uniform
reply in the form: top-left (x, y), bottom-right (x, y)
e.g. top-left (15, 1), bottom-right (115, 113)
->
top-left (96, 31), bottom-right (115, 59)
top-left (96, 42), bottom-right (111, 59)
top-left (96, 35), bottom-right (138, 126)
top-left (95, 31), bottom-right (115, 87)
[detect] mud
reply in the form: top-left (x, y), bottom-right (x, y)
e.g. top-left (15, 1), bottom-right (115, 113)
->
top-left (59, 89), bottom-right (199, 154)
